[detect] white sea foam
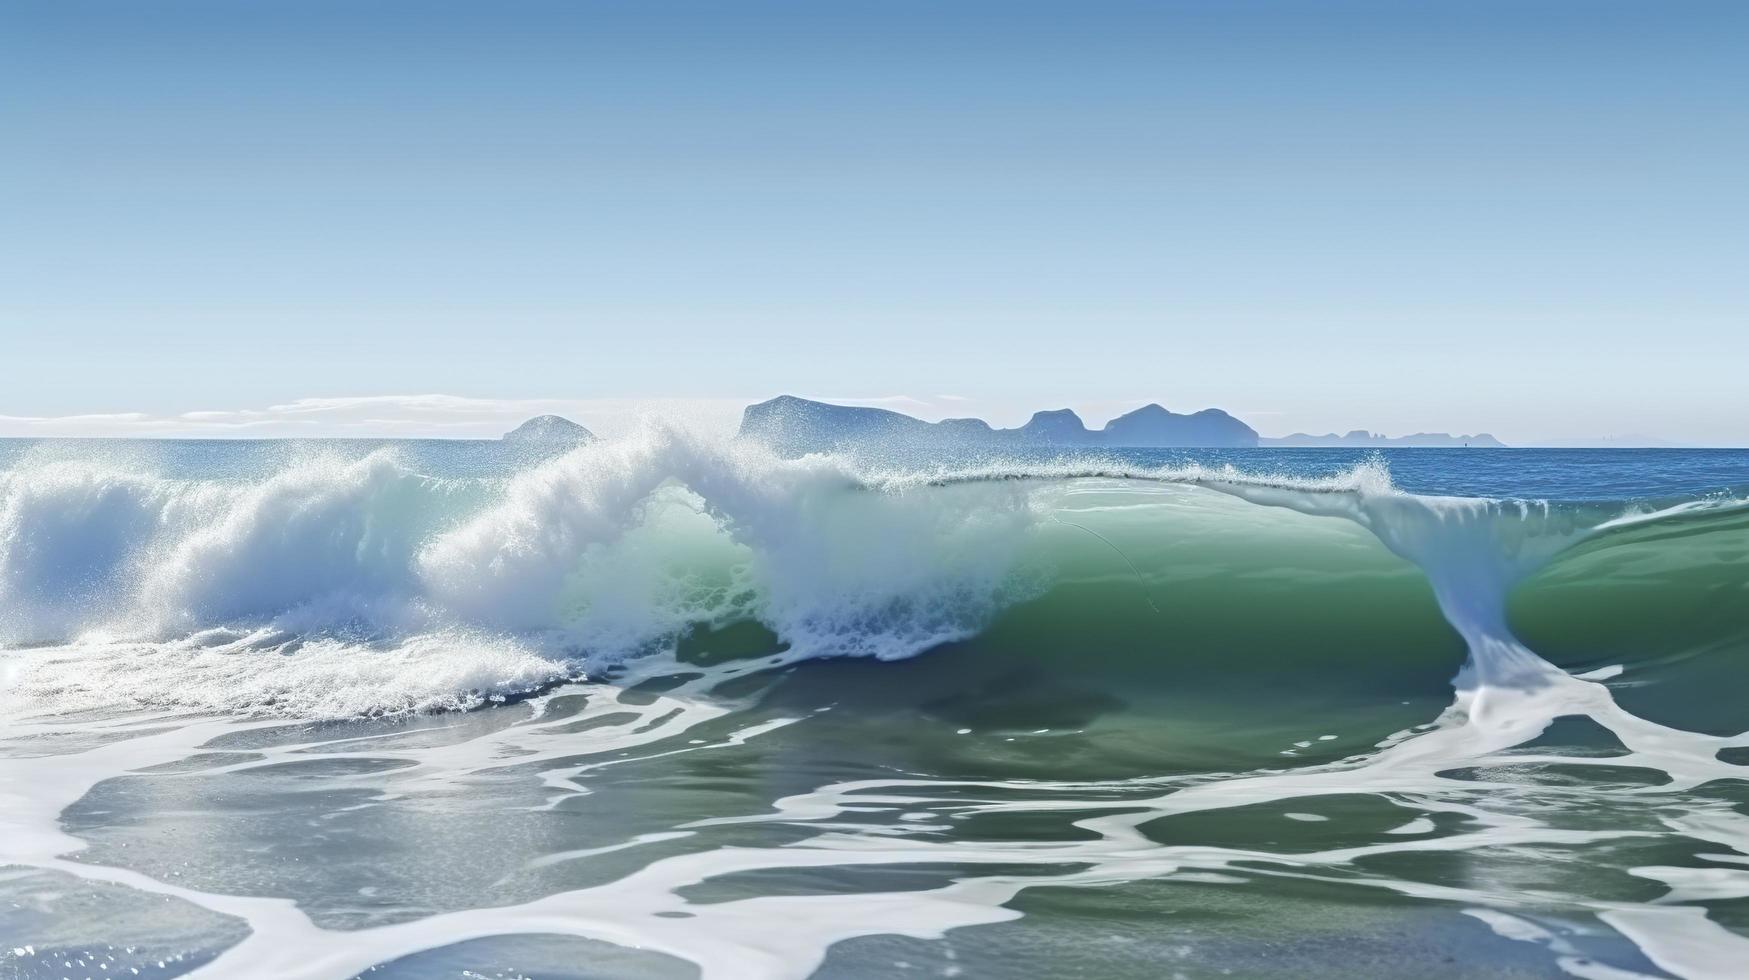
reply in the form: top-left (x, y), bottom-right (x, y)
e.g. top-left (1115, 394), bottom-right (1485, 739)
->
top-left (0, 630), bottom-right (572, 718)
top-left (2, 431), bottom-right (1041, 713)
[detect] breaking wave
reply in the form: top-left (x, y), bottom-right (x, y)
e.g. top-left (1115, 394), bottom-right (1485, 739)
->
top-left (1, 430), bottom-right (1745, 717)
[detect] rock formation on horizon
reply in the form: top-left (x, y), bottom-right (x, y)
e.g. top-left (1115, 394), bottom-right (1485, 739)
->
top-left (502, 415), bottom-right (595, 444)
top-left (1263, 430), bottom-right (1506, 448)
top-left (738, 396), bottom-right (1260, 454)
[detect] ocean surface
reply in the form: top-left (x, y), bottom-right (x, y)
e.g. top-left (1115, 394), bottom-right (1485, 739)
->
top-left (2, 435), bottom-right (1747, 979)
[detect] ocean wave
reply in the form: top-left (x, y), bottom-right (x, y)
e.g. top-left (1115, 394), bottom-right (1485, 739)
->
top-left (2, 430), bottom-right (1744, 717)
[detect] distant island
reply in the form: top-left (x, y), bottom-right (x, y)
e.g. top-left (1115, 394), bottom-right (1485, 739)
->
top-left (501, 403), bottom-right (1509, 453)
top-left (503, 415), bottom-right (595, 444)
top-left (1263, 430), bottom-right (1506, 448)
top-left (737, 396), bottom-right (1507, 454)
top-left (739, 395), bottom-right (1259, 453)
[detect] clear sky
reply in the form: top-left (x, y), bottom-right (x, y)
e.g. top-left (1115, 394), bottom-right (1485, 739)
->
top-left (3, 1), bottom-right (1746, 444)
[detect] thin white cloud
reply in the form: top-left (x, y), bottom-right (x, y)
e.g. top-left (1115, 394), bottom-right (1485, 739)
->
top-left (0, 412), bottom-right (154, 424)
top-left (0, 396), bottom-right (748, 440)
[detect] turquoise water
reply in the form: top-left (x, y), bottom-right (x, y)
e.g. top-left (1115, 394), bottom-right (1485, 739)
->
top-left (1, 437), bottom-right (1746, 978)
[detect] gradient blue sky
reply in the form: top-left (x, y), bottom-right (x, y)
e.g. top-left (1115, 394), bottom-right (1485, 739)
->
top-left (4, 1), bottom-right (1746, 443)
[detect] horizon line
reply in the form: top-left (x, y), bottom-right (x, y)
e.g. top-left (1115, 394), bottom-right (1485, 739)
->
top-left (0, 392), bottom-right (1728, 449)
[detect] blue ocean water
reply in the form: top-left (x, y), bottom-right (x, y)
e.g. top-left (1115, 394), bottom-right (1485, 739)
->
top-left (1104, 447), bottom-right (1749, 501)
top-left (5, 438), bottom-right (1748, 500)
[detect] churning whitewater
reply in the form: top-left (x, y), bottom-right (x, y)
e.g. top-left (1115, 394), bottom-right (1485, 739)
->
top-left (2, 433), bottom-right (1748, 979)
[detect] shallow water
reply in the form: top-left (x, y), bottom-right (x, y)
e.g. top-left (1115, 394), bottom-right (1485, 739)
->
top-left (2, 437), bottom-right (1747, 978)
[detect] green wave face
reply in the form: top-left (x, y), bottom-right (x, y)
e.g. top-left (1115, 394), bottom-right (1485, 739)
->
top-left (696, 482), bottom-right (1465, 781)
top-left (1511, 503), bottom-right (1749, 734)
top-left (689, 479), bottom-right (1749, 782)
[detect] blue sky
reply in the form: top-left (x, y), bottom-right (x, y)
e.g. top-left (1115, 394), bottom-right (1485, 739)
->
top-left (3, 1), bottom-right (1746, 444)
